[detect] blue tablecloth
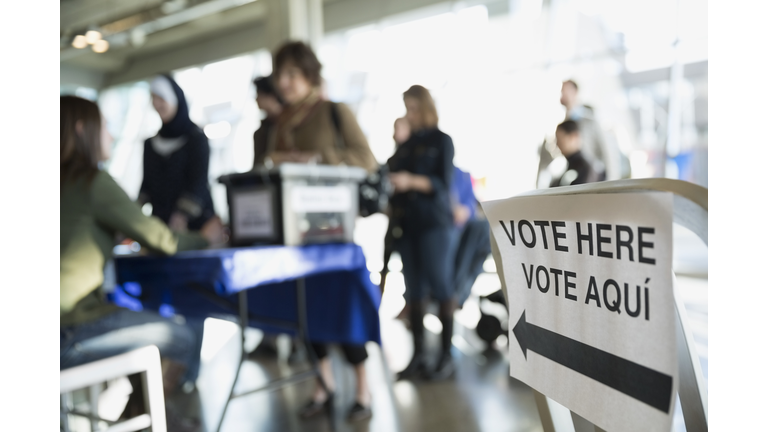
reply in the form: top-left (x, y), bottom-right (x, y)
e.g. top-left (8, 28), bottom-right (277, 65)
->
top-left (111, 243), bottom-right (382, 345)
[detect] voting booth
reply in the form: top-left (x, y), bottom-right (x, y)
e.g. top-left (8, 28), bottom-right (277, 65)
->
top-left (219, 163), bottom-right (367, 246)
top-left (482, 178), bottom-right (707, 432)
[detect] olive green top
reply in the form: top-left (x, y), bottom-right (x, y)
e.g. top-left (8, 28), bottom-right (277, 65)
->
top-left (60, 170), bottom-right (209, 327)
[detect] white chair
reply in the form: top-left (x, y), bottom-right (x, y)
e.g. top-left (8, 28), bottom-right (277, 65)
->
top-left (60, 345), bottom-right (167, 432)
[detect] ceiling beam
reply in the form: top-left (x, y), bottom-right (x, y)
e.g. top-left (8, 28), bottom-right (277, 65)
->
top-left (61, 64), bottom-right (106, 88)
top-left (103, 21), bottom-right (269, 87)
top-left (63, 0), bottom-right (512, 89)
top-left (323, 0), bottom-right (452, 33)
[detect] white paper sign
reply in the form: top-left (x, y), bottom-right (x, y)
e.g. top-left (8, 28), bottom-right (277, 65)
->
top-left (482, 192), bottom-right (677, 432)
top-left (290, 185), bottom-right (351, 213)
top-left (233, 189), bottom-right (274, 238)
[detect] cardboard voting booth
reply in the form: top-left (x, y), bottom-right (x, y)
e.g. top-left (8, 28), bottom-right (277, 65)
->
top-left (481, 179), bottom-right (708, 432)
top-left (219, 163), bottom-right (367, 246)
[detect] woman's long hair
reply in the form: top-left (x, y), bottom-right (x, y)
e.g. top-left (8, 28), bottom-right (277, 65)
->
top-left (61, 95), bottom-right (102, 184)
top-left (403, 85), bottom-right (439, 130)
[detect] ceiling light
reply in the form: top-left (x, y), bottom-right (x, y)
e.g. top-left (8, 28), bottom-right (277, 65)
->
top-left (72, 35), bottom-right (88, 49)
top-left (92, 39), bottom-right (109, 53)
top-left (130, 28), bottom-right (147, 47)
top-left (85, 30), bottom-right (102, 44)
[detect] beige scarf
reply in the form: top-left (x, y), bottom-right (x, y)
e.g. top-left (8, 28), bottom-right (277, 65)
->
top-left (271, 89), bottom-right (322, 154)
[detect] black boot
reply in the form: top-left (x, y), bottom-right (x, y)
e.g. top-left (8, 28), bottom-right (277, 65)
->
top-left (429, 299), bottom-right (457, 380)
top-left (397, 300), bottom-right (428, 380)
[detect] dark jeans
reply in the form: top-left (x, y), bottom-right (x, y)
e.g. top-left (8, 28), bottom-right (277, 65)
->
top-left (311, 343), bottom-right (368, 366)
top-left (453, 218), bottom-right (492, 307)
top-left (395, 226), bottom-right (458, 302)
top-left (60, 308), bottom-right (204, 386)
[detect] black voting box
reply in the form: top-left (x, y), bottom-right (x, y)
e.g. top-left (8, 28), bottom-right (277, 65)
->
top-left (219, 163), bottom-right (367, 247)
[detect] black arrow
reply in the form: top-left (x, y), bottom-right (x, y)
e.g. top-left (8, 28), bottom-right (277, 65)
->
top-left (512, 310), bottom-right (673, 413)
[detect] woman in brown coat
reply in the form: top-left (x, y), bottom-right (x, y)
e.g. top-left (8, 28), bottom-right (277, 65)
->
top-left (268, 41), bottom-right (377, 422)
top-left (258, 42), bottom-right (377, 172)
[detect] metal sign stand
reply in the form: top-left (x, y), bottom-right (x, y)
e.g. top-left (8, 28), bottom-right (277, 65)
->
top-left (491, 178), bottom-right (708, 432)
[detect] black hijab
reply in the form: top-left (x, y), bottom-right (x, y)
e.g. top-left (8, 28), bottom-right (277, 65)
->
top-left (156, 74), bottom-right (196, 138)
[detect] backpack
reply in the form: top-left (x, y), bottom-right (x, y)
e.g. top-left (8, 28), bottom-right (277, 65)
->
top-left (329, 102), bottom-right (393, 217)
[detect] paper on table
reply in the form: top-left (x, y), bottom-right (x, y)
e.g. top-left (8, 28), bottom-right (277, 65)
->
top-left (233, 188), bottom-right (275, 238)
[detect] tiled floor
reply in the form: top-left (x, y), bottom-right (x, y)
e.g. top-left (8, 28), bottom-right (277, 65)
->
top-left (193, 309), bottom-right (544, 432)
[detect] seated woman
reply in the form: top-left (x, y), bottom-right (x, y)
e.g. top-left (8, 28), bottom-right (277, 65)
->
top-left (269, 40), bottom-right (377, 422)
top-left (60, 96), bottom-right (224, 406)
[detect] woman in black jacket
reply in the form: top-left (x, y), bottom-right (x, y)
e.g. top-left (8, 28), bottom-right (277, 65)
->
top-left (387, 85), bottom-right (458, 380)
top-left (139, 74), bottom-right (216, 232)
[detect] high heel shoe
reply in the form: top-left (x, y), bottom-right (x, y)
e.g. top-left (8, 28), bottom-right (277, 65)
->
top-left (298, 392), bottom-right (334, 419)
top-left (427, 351), bottom-right (456, 380)
top-left (346, 401), bottom-right (372, 421)
top-left (396, 353), bottom-right (428, 381)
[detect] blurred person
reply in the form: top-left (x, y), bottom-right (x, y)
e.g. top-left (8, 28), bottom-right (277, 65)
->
top-left (60, 96), bottom-right (225, 428)
top-left (450, 167), bottom-right (491, 309)
top-left (393, 116), bottom-right (411, 145)
top-left (139, 74), bottom-right (216, 233)
top-left (386, 118), bottom-right (486, 312)
top-left (268, 41), bottom-right (377, 171)
top-left (391, 163), bottom-right (491, 323)
top-left (250, 74), bottom-right (296, 362)
top-left (252, 75), bottom-right (285, 168)
top-left (270, 40), bottom-right (377, 422)
top-left (558, 79), bottom-right (619, 181)
top-left (387, 85), bottom-right (458, 381)
top-left (380, 117), bottom-right (411, 295)
top-left (550, 120), bottom-right (599, 187)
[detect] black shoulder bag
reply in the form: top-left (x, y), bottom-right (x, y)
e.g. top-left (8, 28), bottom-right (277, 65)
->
top-left (329, 102), bottom-right (392, 217)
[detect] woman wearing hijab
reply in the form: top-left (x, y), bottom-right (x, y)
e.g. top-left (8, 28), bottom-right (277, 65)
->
top-left (139, 74), bottom-right (216, 232)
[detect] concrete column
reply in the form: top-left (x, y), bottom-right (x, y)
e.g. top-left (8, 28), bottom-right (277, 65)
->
top-left (266, 0), bottom-right (323, 50)
top-left (307, 0), bottom-right (324, 49)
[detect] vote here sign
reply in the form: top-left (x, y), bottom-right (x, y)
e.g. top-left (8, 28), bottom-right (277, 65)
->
top-left (482, 192), bottom-right (677, 432)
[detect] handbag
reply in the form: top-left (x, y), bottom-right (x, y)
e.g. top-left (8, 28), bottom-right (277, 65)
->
top-left (330, 102), bottom-right (393, 217)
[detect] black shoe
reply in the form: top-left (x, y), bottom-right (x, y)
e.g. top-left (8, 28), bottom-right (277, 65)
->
top-left (346, 402), bottom-right (372, 422)
top-left (396, 354), bottom-right (428, 381)
top-left (428, 352), bottom-right (456, 380)
top-left (249, 341), bottom-right (278, 359)
top-left (287, 345), bottom-right (305, 364)
top-left (298, 393), bottom-right (334, 419)
top-left (165, 406), bottom-right (202, 432)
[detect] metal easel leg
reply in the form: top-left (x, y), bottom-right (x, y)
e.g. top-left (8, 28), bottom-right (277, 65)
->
top-left (674, 276), bottom-right (708, 431)
top-left (571, 411), bottom-right (606, 432)
top-left (61, 393), bottom-right (72, 432)
top-left (534, 389), bottom-right (604, 432)
top-left (215, 290), bottom-right (249, 432)
top-left (88, 384), bottom-right (101, 431)
top-left (533, 390), bottom-right (557, 432)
